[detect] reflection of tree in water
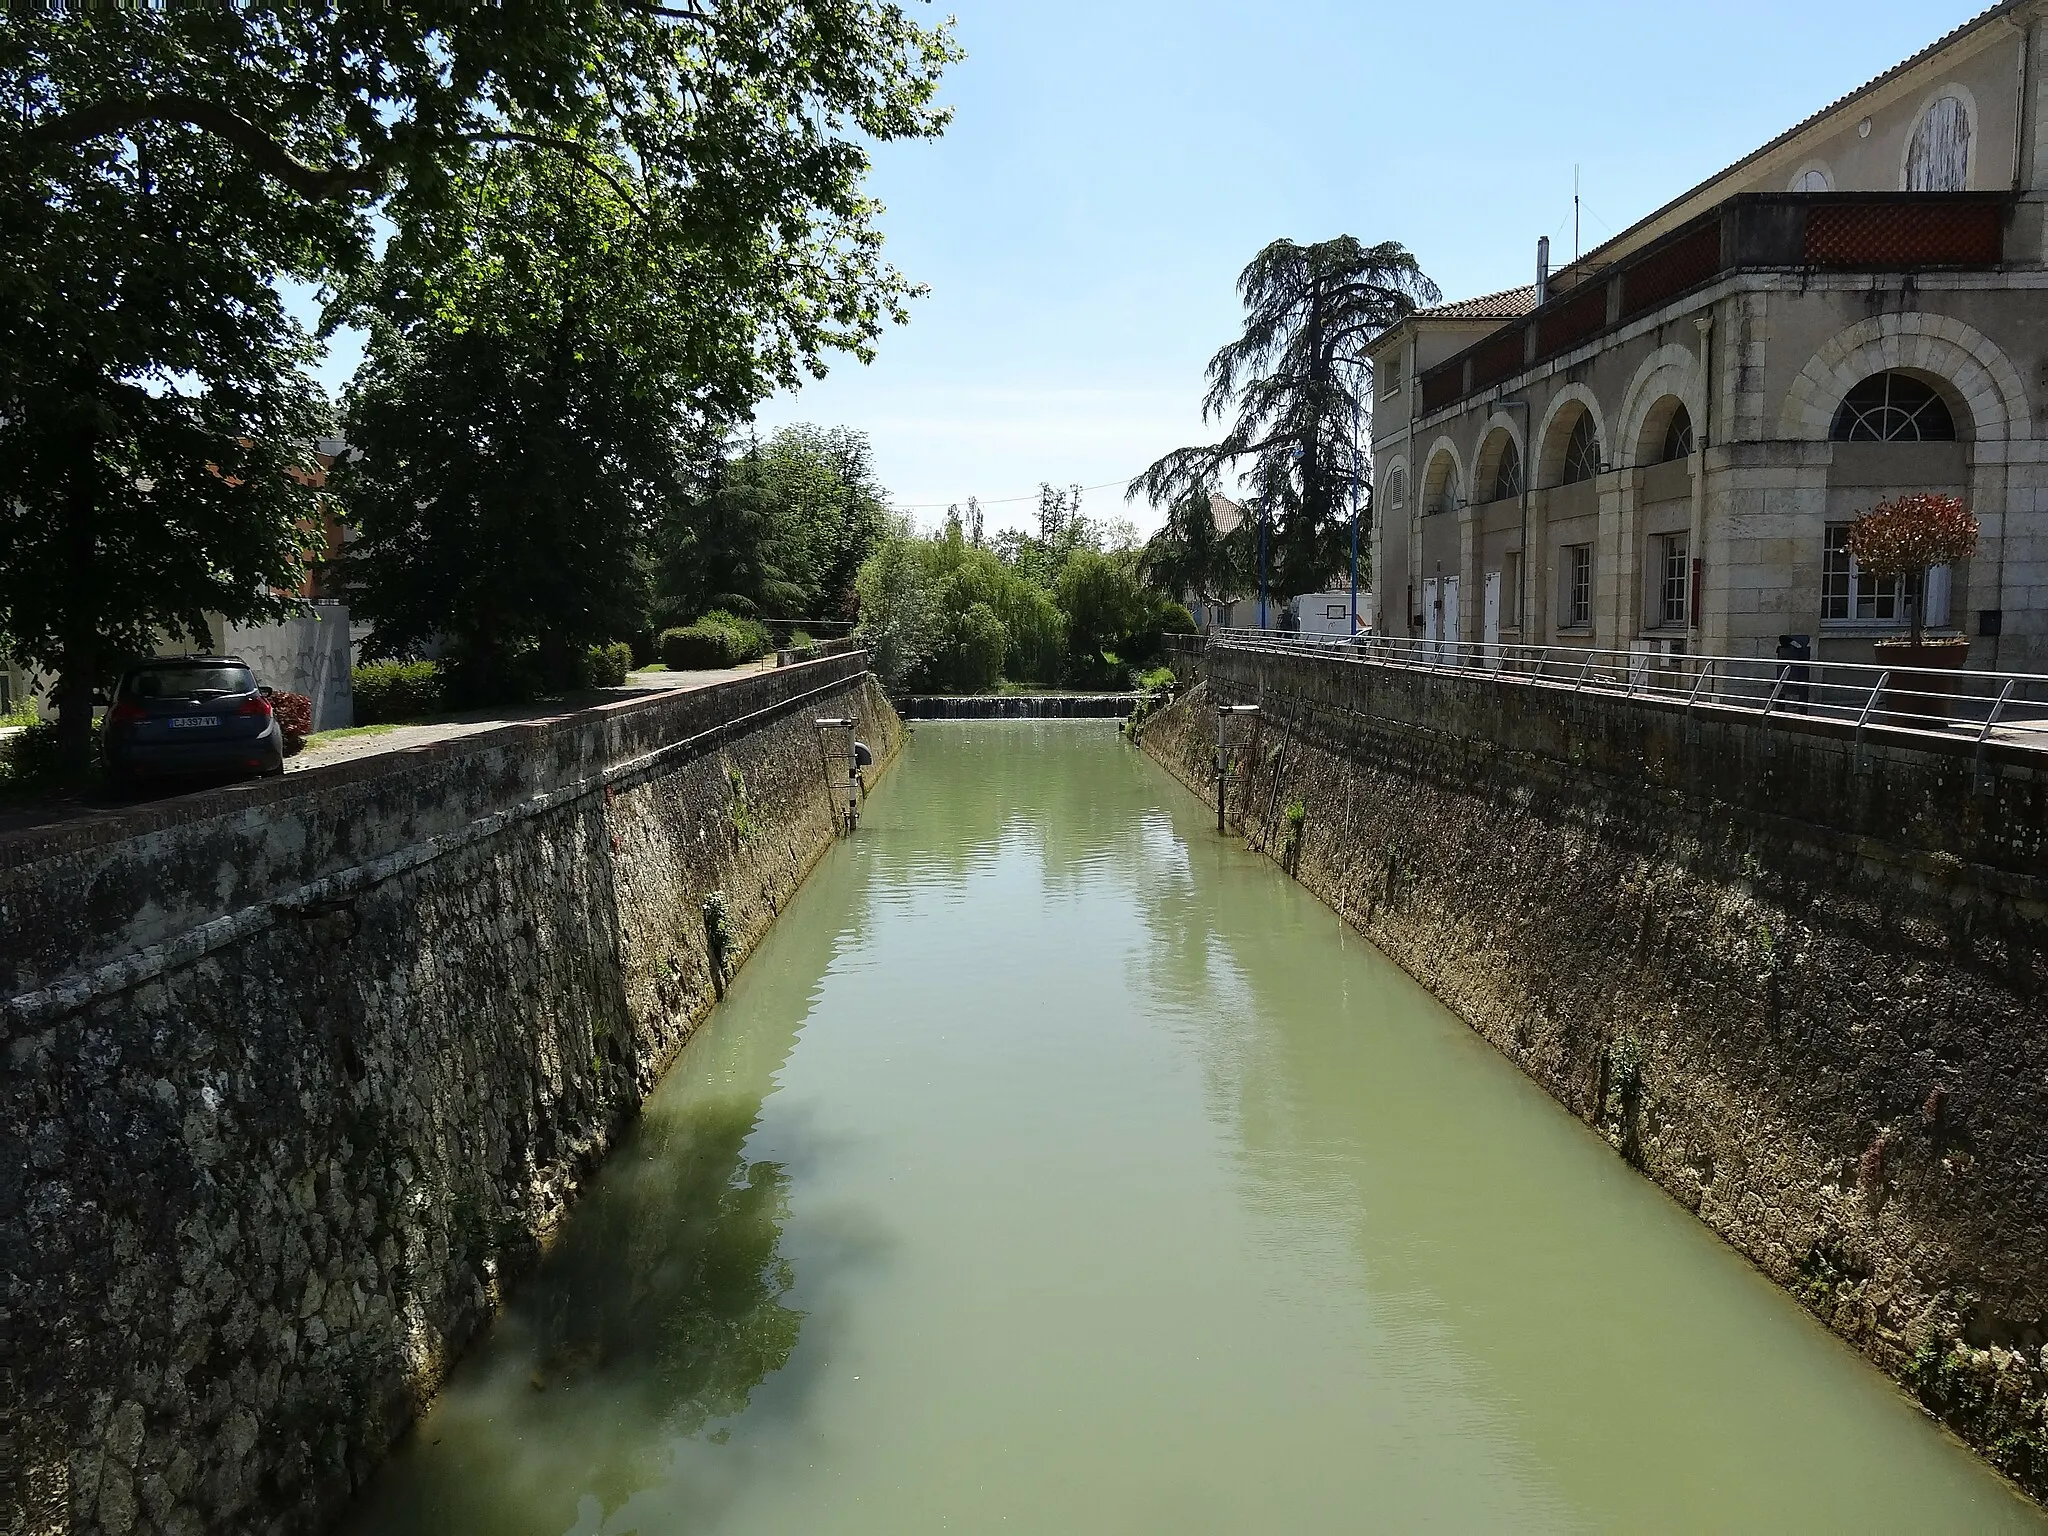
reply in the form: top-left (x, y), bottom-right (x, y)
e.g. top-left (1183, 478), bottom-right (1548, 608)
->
top-left (526, 1093), bottom-right (802, 1440)
top-left (869, 722), bottom-right (1162, 898)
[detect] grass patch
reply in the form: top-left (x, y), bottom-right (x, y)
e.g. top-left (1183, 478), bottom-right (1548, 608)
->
top-left (305, 723), bottom-right (399, 745)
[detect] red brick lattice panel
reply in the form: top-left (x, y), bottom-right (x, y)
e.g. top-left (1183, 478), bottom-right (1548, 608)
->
top-left (1532, 282), bottom-right (1608, 361)
top-left (1468, 324), bottom-right (1530, 392)
top-left (1420, 364), bottom-right (1465, 414)
top-left (1620, 223), bottom-right (1724, 320)
top-left (1804, 201), bottom-right (2003, 267)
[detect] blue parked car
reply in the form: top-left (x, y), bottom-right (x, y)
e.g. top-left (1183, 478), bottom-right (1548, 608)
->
top-left (100, 656), bottom-right (285, 791)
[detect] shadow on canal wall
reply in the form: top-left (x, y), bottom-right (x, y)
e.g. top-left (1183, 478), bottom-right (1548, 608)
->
top-left (1137, 648), bottom-right (2048, 1501)
top-left (0, 655), bottom-right (902, 1536)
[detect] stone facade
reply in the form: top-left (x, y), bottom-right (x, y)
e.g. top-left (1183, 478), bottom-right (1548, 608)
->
top-left (1140, 644), bottom-right (2048, 1498)
top-left (0, 655), bottom-right (901, 1536)
top-left (1370, 2), bottom-right (2048, 672)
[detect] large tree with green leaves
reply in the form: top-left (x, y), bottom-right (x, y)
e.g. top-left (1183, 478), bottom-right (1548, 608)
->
top-left (338, 150), bottom-right (703, 699)
top-left (2, 0), bottom-right (956, 752)
top-left (653, 425), bottom-right (891, 629)
top-left (0, 111), bottom-right (340, 767)
top-left (1138, 486), bottom-right (1253, 618)
top-left (1129, 236), bottom-right (1438, 602)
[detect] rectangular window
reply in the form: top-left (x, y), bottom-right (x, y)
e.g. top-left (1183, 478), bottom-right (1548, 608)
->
top-left (1326, 603), bottom-right (1347, 620)
top-left (1822, 523), bottom-right (1899, 621)
top-left (1503, 551), bottom-right (1523, 628)
top-left (1654, 533), bottom-right (1690, 627)
top-left (1562, 543), bottom-right (1592, 628)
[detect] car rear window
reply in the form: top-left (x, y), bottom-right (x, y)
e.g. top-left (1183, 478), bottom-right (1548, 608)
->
top-left (125, 665), bottom-right (257, 700)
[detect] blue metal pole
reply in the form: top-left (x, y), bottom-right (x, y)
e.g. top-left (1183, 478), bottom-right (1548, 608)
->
top-left (1258, 509), bottom-right (1268, 630)
top-left (1349, 389), bottom-right (1361, 635)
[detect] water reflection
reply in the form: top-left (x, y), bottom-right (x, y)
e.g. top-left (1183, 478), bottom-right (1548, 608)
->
top-left (344, 851), bottom-right (866, 1535)
top-left (349, 723), bottom-right (2041, 1534)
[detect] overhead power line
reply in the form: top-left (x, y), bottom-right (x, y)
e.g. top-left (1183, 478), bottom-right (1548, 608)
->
top-left (893, 474), bottom-right (1140, 513)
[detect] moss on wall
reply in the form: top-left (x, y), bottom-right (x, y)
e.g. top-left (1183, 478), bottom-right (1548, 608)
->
top-left (1140, 657), bottom-right (2048, 1500)
top-left (2, 667), bottom-right (902, 1536)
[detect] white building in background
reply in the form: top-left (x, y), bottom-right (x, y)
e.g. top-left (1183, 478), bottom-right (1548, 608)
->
top-left (1292, 587), bottom-right (1375, 639)
top-left (1367, 1), bottom-right (2048, 672)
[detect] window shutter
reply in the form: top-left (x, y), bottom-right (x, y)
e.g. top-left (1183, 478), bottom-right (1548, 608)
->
top-left (1925, 564), bottom-right (1952, 628)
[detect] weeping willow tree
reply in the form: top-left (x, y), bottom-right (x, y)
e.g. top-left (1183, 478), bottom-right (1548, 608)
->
top-left (1130, 236), bottom-right (1438, 602)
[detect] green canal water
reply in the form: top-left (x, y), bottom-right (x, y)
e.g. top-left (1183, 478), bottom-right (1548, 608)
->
top-left (347, 722), bottom-right (2041, 1534)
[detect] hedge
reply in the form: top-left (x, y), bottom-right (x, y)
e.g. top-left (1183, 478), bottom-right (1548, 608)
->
top-left (583, 641), bottom-right (634, 688)
top-left (659, 612), bottom-right (774, 671)
top-left (352, 660), bottom-right (445, 723)
top-left (659, 623), bottom-right (741, 670)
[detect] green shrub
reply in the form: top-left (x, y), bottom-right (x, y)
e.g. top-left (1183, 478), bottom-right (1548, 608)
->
top-left (660, 623), bottom-right (740, 670)
top-left (947, 601), bottom-right (1008, 692)
top-left (788, 629), bottom-right (817, 651)
top-left (0, 719), bottom-right (72, 788)
top-left (699, 609), bottom-right (774, 661)
top-left (352, 660), bottom-right (445, 723)
top-left (583, 641), bottom-right (634, 688)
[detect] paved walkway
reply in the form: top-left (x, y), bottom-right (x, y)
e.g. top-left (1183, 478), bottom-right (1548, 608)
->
top-left (285, 664), bottom-right (766, 771)
top-left (0, 663), bottom-right (771, 840)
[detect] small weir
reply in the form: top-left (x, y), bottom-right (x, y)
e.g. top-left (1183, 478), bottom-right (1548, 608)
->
top-left (347, 722), bottom-right (2042, 1533)
top-left (899, 692), bottom-right (1137, 718)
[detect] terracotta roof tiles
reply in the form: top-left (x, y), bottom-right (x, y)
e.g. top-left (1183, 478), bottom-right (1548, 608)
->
top-left (1416, 285), bottom-right (1538, 322)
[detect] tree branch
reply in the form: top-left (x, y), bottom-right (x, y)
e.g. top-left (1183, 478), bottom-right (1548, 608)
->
top-left (18, 95), bottom-right (381, 201)
top-left (619, 0), bottom-right (717, 19)
top-left (455, 131), bottom-right (647, 214)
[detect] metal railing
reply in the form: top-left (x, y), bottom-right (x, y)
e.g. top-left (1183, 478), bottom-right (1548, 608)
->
top-left (1208, 628), bottom-right (2048, 755)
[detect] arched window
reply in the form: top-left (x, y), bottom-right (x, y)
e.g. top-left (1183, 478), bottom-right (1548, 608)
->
top-left (1423, 456), bottom-right (1458, 516)
top-left (1829, 372), bottom-right (1957, 442)
top-left (1562, 413), bottom-right (1603, 483)
top-left (1383, 467), bottom-right (1407, 518)
top-left (1660, 404), bottom-right (1695, 463)
top-left (1906, 95), bottom-right (1971, 191)
top-left (1489, 439), bottom-right (1523, 502)
top-left (1792, 167), bottom-right (1832, 193)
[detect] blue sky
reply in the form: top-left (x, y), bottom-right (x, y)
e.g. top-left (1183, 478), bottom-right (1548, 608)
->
top-left (307, 0), bottom-right (1991, 534)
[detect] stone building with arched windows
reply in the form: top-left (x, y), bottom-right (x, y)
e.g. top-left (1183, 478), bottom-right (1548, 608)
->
top-left (1367, 0), bottom-right (2048, 671)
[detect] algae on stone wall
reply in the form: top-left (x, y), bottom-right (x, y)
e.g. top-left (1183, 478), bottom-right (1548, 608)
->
top-left (1141, 663), bottom-right (2048, 1501)
top-left (3, 667), bottom-right (903, 1536)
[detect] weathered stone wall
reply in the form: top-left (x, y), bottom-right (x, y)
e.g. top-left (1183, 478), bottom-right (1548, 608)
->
top-left (1, 658), bottom-right (901, 1536)
top-left (1139, 646), bottom-right (2048, 1498)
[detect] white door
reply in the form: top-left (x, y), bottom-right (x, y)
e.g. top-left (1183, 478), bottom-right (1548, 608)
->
top-left (1483, 571), bottom-right (1502, 669)
top-left (1422, 578), bottom-right (1440, 658)
top-left (1441, 577), bottom-right (1460, 664)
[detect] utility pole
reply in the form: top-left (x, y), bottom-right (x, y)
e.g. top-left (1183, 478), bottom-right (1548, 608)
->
top-left (1258, 508), bottom-right (1269, 631)
top-left (1349, 385), bottom-right (1362, 636)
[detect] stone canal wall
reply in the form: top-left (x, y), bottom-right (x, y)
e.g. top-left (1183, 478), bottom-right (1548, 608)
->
top-left (1139, 645), bottom-right (2048, 1498)
top-left (1, 657), bottom-right (901, 1536)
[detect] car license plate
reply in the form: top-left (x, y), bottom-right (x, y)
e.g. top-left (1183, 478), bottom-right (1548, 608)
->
top-left (167, 717), bottom-right (221, 729)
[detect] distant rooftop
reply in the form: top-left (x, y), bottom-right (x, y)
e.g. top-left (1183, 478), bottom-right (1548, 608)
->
top-left (1416, 285), bottom-right (1538, 323)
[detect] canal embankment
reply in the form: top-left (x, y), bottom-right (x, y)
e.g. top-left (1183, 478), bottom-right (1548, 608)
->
top-left (1138, 643), bottom-right (2048, 1498)
top-left (1, 652), bottom-right (901, 1536)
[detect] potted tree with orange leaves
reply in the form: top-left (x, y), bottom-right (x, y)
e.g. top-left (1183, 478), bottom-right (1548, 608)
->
top-left (1847, 492), bottom-right (1979, 721)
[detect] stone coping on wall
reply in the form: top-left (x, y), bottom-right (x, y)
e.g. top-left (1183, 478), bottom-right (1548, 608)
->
top-left (0, 652), bottom-right (871, 1010)
top-left (1202, 643), bottom-right (2046, 883)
